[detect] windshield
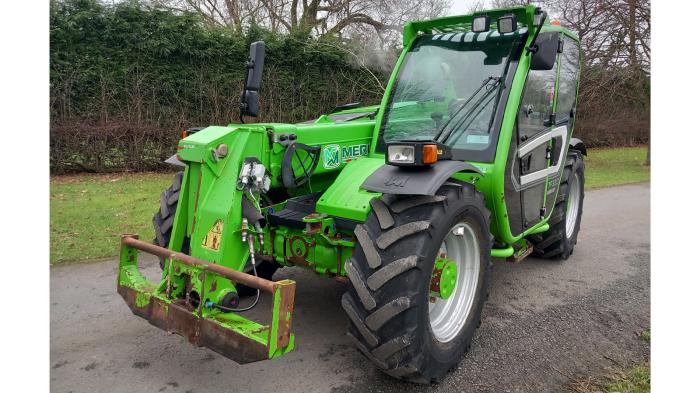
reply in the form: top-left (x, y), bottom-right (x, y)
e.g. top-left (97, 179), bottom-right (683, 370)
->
top-left (379, 31), bottom-right (523, 154)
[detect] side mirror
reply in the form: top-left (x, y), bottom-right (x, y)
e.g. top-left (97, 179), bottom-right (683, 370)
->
top-left (240, 41), bottom-right (265, 118)
top-left (245, 41), bottom-right (265, 90)
top-left (530, 32), bottom-right (559, 71)
top-left (242, 90), bottom-right (260, 117)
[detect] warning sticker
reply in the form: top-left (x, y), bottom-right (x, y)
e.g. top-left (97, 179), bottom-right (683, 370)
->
top-left (202, 220), bottom-right (224, 251)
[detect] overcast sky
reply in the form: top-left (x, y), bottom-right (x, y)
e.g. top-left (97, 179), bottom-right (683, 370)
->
top-left (446, 0), bottom-right (483, 16)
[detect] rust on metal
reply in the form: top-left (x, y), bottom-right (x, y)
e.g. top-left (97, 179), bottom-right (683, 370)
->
top-left (118, 284), bottom-right (269, 364)
top-left (166, 273), bottom-right (173, 296)
top-left (120, 233), bottom-right (140, 245)
top-left (168, 301), bottom-right (200, 343)
top-left (429, 267), bottom-right (443, 294)
top-left (273, 281), bottom-right (296, 349)
top-left (119, 234), bottom-right (299, 365)
top-left (303, 213), bottom-right (324, 236)
top-left (285, 255), bottom-right (311, 267)
top-left (304, 221), bottom-right (323, 235)
top-left (506, 240), bottom-right (534, 263)
top-left (121, 236), bottom-right (276, 293)
top-left (335, 245), bottom-right (343, 276)
top-left (288, 235), bottom-right (311, 258)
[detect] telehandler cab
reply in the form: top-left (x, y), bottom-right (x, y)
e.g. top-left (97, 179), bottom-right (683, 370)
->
top-left (118, 4), bottom-right (586, 383)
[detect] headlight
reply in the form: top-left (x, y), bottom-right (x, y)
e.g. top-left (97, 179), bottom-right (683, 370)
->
top-left (386, 141), bottom-right (450, 166)
top-left (471, 15), bottom-right (490, 33)
top-left (497, 14), bottom-right (517, 34)
top-left (388, 145), bottom-right (415, 164)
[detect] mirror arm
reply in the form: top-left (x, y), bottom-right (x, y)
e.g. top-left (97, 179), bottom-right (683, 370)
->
top-left (526, 8), bottom-right (547, 55)
top-left (239, 86), bottom-right (248, 124)
top-left (239, 57), bottom-right (254, 123)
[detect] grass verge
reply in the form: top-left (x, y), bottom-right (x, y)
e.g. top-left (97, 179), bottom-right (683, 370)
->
top-left (571, 363), bottom-right (650, 393)
top-left (50, 146), bottom-right (650, 264)
top-left (585, 146), bottom-right (649, 189)
top-left (571, 329), bottom-right (650, 393)
top-left (50, 172), bottom-right (176, 264)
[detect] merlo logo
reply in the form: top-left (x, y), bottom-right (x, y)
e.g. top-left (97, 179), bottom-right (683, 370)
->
top-left (322, 144), bottom-right (341, 169)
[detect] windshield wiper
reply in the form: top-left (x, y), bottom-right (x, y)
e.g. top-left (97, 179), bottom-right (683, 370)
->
top-left (434, 76), bottom-right (501, 144)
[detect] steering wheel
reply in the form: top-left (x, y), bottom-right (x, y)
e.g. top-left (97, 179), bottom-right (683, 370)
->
top-left (281, 143), bottom-right (321, 189)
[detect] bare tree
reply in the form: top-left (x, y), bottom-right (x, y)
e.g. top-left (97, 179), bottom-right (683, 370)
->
top-left (489, 0), bottom-right (531, 7)
top-left (475, 0), bottom-right (650, 148)
top-left (152, 0), bottom-right (452, 38)
top-left (546, 0), bottom-right (649, 71)
top-left (543, 0), bottom-right (650, 148)
top-left (465, 0), bottom-right (487, 13)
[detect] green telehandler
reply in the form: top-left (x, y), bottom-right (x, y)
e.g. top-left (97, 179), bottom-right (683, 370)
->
top-left (118, 5), bottom-right (586, 383)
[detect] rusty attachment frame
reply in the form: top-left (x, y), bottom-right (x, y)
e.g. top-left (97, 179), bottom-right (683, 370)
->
top-left (117, 234), bottom-right (296, 364)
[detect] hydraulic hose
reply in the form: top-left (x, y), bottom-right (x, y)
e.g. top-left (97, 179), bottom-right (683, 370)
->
top-left (206, 263), bottom-right (261, 312)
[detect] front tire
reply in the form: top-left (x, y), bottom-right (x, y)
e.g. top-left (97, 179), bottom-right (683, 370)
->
top-left (343, 182), bottom-right (492, 383)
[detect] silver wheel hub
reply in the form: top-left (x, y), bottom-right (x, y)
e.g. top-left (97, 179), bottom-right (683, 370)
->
top-left (565, 172), bottom-right (581, 239)
top-left (428, 222), bottom-right (480, 343)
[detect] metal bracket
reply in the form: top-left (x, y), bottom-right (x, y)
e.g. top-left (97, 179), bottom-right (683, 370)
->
top-left (506, 239), bottom-right (533, 263)
top-left (117, 235), bottom-right (297, 363)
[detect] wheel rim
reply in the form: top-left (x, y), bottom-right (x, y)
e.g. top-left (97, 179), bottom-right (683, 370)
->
top-left (428, 222), bottom-right (480, 343)
top-left (565, 173), bottom-right (581, 239)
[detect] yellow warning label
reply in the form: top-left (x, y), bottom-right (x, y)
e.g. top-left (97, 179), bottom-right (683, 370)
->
top-left (202, 220), bottom-right (224, 251)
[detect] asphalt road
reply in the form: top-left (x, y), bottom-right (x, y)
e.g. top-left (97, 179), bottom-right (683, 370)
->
top-left (50, 183), bottom-right (650, 393)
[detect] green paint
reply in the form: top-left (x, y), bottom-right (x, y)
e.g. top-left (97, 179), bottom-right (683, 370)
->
top-left (322, 144), bottom-right (341, 169)
top-left (135, 292), bottom-right (151, 308)
top-left (315, 157), bottom-right (383, 222)
top-left (322, 143), bottom-right (370, 169)
top-left (491, 245), bottom-right (514, 258)
top-left (432, 257), bottom-right (458, 300)
top-left (510, 238), bottom-right (532, 261)
top-left (117, 4), bottom-right (583, 364)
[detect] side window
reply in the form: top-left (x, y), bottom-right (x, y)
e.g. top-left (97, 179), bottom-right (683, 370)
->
top-left (555, 37), bottom-right (580, 122)
top-left (518, 57), bottom-right (557, 139)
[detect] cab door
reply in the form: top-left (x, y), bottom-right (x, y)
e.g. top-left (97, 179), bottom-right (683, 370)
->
top-left (504, 32), bottom-right (582, 236)
top-left (514, 32), bottom-right (560, 230)
top-left (541, 36), bottom-right (581, 217)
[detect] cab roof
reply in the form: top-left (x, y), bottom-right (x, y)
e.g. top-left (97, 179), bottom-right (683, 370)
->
top-left (402, 5), bottom-right (578, 48)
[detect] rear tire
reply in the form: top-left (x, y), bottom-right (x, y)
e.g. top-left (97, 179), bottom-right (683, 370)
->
top-left (152, 171), bottom-right (278, 293)
top-left (343, 182), bottom-right (492, 383)
top-left (153, 172), bottom-right (187, 270)
top-left (528, 150), bottom-right (585, 260)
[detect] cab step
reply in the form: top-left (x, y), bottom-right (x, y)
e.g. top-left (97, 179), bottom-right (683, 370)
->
top-left (506, 239), bottom-right (533, 263)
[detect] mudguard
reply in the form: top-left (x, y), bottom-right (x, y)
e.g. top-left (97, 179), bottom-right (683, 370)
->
top-left (569, 137), bottom-right (587, 156)
top-left (361, 161), bottom-right (483, 196)
top-left (164, 153), bottom-right (186, 167)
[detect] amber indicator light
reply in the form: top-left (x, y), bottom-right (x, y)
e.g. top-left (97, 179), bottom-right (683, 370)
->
top-left (422, 144), bottom-right (438, 164)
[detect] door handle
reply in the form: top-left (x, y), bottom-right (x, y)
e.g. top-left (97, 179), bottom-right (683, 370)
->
top-left (518, 125), bottom-right (568, 186)
top-left (520, 155), bottom-right (532, 174)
